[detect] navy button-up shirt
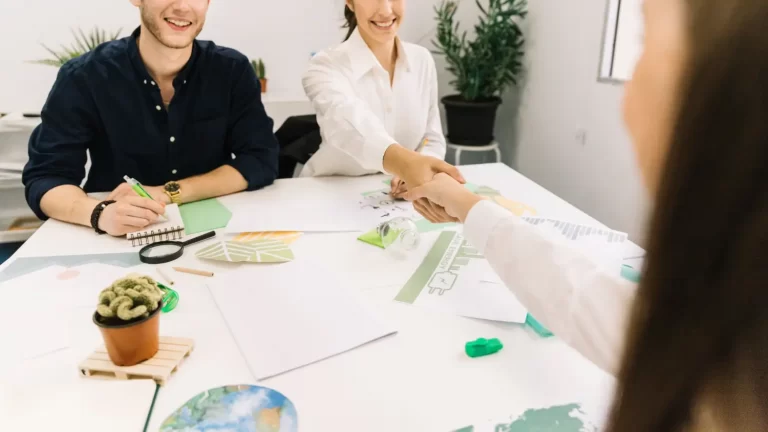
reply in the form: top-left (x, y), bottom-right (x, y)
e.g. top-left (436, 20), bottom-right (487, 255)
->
top-left (23, 27), bottom-right (279, 219)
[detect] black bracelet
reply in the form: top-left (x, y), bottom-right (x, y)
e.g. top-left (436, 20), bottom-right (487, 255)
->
top-left (90, 200), bottom-right (116, 235)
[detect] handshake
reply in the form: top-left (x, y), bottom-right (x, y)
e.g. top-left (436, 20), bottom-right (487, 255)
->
top-left (383, 145), bottom-right (484, 224)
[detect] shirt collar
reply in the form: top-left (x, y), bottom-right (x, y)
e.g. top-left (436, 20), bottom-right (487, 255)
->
top-left (343, 27), bottom-right (412, 79)
top-left (127, 26), bottom-right (200, 87)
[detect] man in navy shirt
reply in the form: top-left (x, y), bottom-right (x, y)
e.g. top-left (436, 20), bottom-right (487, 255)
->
top-left (22, 0), bottom-right (279, 236)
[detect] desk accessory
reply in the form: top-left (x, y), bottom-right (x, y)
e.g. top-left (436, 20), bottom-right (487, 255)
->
top-left (172, 266), bottom-right (214, 277)
top-left (138, 230), bottom-right (216, 264)
top-left (127, 203), bottom-right (185, 247)
top-left (79, 336), bottom-right (194, 385)
top-left (465, 338), bottom-right (504, 358)
top-left (93, 274), bottom-right (165, 366)
top-left (158, 282), bottom-right (179, 313)
top-left (123, 175), bottom-right (168, 221)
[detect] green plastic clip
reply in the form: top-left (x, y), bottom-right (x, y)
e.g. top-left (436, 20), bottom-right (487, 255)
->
top-left (158, 283), bottom-right (179, 313)
top-left (465, 338), bottom-right (504, 358)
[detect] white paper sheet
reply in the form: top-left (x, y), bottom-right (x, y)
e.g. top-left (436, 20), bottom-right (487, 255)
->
top-left (208, 262), bottom-right (398, 379)
top-left (451, 259), bottom-right (528, 323)
top-left (522, 217), bottom-right (628, 274)
top-left (225, 198), bottom-right (371, 233)
top-left (0, 379), bottom-right (156, 432)
top-left (0, 264), bottom-right (146, 365)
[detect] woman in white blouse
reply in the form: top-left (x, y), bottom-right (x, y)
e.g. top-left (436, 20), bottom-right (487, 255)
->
top-left (302, 0), bottom-right (455, 202)
top-left (407, 0), bottom-right (768, 430)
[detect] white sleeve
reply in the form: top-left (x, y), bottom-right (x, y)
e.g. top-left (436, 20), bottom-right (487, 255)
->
top-left (463, 200), bottom-right (637, 375)
top-left (419, 55), bottom-right (447, 160)
top-left (302, 52), bottom-right (397, 173)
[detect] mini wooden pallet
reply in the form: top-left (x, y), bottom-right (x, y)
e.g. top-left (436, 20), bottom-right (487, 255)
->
top-left (78, 336), bottom-right (194, 386)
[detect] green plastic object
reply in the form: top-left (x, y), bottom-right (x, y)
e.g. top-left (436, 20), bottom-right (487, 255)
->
top-left (525, 314), bottom-right (554, 338)
top-left (465, 338), bottom-right (504, 358)
top-left (158, 283), bottom-right (179, 313)
top-left (621, 264), bottom-right (641, 283)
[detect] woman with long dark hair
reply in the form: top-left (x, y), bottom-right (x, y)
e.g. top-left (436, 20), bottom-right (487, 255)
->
top-left (405, 0), bottom-right (768, 430)
top-left (301, 1), bottom-right (459, 216)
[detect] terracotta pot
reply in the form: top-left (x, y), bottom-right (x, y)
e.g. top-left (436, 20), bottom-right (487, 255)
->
top-left (93, 302), bottom-right (161, 366)
top-left (259, 78), bottom-right (268, 93)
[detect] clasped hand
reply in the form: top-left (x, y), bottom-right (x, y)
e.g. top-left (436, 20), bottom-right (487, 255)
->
top-left (390, 153), bottom-right (469, 224)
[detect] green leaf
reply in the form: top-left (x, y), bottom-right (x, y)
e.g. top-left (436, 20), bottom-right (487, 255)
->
top-left (196, 239), bottom-right (294, 263)
top-left (31, 26), bottom-right (122, 68)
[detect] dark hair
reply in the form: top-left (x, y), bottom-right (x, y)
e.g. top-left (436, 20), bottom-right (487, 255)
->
top-left (343, 4), bottom-right (357, 41)
top-left (607, 1), bottom-right (768, 431)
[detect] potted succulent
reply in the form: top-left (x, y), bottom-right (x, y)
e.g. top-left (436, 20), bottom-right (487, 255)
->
top-left (433, 0), bottom-right (527, 146)
top-left (251, 58), bottom-right (267, 93)
top-left (93, 274), bottom-right (164, 366)
top-left (32, 27), bottom-right (122, 67)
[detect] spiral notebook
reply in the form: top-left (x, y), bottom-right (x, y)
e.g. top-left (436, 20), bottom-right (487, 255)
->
top-left (126, 204), bottom-right (185, 247)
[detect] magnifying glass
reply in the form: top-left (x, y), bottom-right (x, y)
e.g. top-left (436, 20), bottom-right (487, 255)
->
top-left (139, 231), bottom-right (217, 264)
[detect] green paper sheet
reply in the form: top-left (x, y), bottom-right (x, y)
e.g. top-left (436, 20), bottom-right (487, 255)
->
top-left (179, 198), bottom-right (232, 235)
top-left (358, 229), bottom-right (385, 249)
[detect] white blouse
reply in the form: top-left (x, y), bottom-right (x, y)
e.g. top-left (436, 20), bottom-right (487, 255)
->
top-left (300, 28), bottom-right (446, 177)
top-left (463, 200), bottom-right (638, 375)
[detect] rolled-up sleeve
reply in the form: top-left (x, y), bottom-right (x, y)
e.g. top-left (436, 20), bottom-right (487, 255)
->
top-left (302, 52), bottom-right (396, 173)
top-left (225, 59), bottom-right (279, 190)
top-left (22, 64), bottom-right (93, 220)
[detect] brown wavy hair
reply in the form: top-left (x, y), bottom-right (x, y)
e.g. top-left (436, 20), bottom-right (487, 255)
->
top-left (606, 1), bottom-right (768, 431)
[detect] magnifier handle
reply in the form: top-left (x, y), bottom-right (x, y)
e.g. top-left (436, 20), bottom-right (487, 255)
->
top-left (182, 230), bottom-right (216, 246)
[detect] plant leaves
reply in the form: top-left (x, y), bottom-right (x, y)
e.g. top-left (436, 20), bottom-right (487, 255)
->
top-left (31, 26), bottom-right (121, 67)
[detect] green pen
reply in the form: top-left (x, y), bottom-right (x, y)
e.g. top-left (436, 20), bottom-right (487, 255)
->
top-left (123, 175), bottom-right (168, 221)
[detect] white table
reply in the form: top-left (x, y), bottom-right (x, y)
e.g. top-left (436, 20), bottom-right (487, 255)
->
top-left (0, 163), bottom-right (643, 431)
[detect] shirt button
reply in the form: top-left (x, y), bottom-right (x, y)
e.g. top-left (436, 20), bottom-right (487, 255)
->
top-left (170, 136), bottom-right (176, 143)
top-left (151, 81), bottom-right (156, 86)
top-left (183, 80), bottom-right (187, 84)
top-left (156, 105), bottom-right (162, 111)
top-left (172, 169), bottom-right (178, 175)
top-left (143, 80), bottom-right (147, 84)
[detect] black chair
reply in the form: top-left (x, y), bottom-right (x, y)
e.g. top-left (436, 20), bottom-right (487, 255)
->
top-left (275, 115), bottom-right (322, 179)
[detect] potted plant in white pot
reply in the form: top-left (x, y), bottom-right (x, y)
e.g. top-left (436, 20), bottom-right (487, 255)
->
top-left (433, 0), bottom-right (527, 146)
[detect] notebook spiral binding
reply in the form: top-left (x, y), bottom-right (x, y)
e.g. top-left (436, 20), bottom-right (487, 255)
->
top-left (128, 226), bottom-right (184, 247)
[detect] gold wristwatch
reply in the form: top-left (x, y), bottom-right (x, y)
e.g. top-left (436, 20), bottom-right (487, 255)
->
top-left (164, 181), bottom-right (182, 205)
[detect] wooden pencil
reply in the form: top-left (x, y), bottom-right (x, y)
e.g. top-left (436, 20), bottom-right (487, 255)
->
top-left (172, 266), bottom-right (214, 277)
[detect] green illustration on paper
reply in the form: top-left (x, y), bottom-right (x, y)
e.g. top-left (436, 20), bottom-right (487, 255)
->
top-left (395, 231), bottom-right (483, 303)
top-left (451, 403), bottom-right (599, 431)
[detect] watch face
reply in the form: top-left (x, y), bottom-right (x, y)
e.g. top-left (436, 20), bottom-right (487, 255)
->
top-left (165, 182), bottom-right (180, 193)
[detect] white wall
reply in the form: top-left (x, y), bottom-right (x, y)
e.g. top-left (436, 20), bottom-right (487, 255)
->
top-left (0, 0), bottom-right (347, 113)
top-left (503, 0), bottom-right (650, 243)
